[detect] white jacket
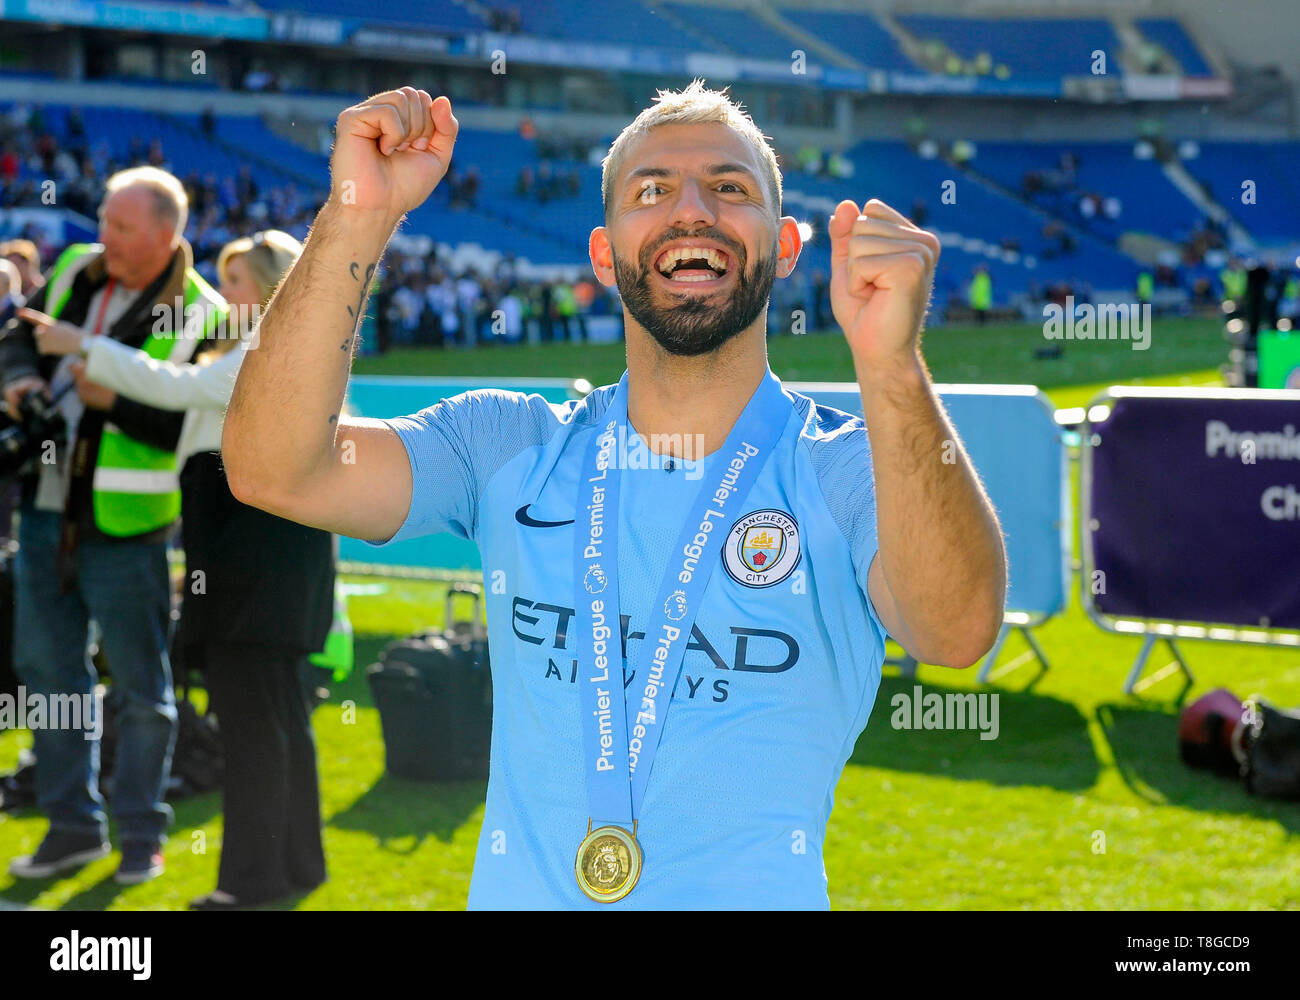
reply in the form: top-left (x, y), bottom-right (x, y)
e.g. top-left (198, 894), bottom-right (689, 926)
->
top-left (84, 337), bottom-right (245, 465)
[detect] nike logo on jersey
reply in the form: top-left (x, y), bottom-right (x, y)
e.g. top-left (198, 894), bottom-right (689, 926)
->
top-left (515, 504), bottom-right (576, 528)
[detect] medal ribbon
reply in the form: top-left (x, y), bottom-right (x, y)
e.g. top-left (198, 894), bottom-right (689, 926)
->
top-left (574, 368), bottom-right (792, 831)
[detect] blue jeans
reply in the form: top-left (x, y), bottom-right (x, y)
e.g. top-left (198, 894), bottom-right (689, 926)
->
top-left (13, 502), bottom-right (176, 844)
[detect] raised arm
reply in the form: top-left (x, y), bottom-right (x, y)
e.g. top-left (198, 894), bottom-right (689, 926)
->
top-left (828, 198), bottom-right (1007, 668)
top-left (222, 88), bottom-right (459, 540)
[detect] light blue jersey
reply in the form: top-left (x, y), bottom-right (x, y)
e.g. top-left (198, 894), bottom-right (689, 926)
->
top-left (370, 370), bottom-right (888, 909)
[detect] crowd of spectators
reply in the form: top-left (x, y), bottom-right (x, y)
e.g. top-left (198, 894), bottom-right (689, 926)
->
top-left (0, 103), bottom-right (629, 353)
top-left (370, 249), bottom-right (621, 351)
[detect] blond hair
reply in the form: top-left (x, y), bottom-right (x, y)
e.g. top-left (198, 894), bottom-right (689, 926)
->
top-left (601, 79), bottom-right (782, 219)
top-left (104, 166), bottom-right (189, 241)
top-left (209, 230), bottom-right (303, 358)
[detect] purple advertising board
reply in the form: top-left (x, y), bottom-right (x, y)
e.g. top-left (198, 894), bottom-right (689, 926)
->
top-left (1083, 388), bottom-right (1300, 633)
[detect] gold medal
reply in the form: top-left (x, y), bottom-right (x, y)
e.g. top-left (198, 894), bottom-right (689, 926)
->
top-left (575, 821), bottom-right (642, 903)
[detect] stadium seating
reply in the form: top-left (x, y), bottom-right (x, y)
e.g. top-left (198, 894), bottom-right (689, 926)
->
top-left (254, 0), bottom-right (486, 32)
top-left (1178, 142), bottom-right (1300, 242)
top-left (896, 16), bottom-right (1120, 77)
top-left (780, 8), bottom-right (918, 71)
top-left (970, 141), bottom-right (1207, 244)
top-left (1135, 18), bottom-right (1213, 76)
top-left (497, 0), bottom-right (716, 53)
top-left (661, 3), bottom-right (799, 61)
top-left (22, 92), bottom-right (1300, 313)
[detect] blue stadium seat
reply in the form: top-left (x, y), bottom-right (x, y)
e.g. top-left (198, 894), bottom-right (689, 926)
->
top-left (1180, 142), bottom-right (1300, 241)
top-left (661, 3), bottom-right (799, 61)
top-left (782, 9), bottom-right (918, 71)
top-left (972, 141), bottom-right (1206, 244)
top-left (1136, 18), bottom-right (1213, 76)
top-left (495, 0), bottom-right (713, 52)
top-left (254, 0), bottom-right (486, 32)
top-left (897, 16), bottom-right (1119, 77)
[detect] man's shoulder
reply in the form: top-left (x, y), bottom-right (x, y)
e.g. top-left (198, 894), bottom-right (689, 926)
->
top-left (49, 242), bottom-right (102, 284)
top-left (782, 388), bottom-right (869, 455)
top-left (397, 384), bottom-right (613, 461)
top-left (437, 384), bottom-right (610, 427)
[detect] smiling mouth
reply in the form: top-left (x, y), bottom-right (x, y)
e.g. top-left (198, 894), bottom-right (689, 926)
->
top-left (654, 245), bottom-right (732, 283)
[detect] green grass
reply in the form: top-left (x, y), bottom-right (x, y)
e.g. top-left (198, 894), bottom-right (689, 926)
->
top-left (354, 315), bottom-right (1232, 392)
top-left (4, 315), bottom-right (1297, 911)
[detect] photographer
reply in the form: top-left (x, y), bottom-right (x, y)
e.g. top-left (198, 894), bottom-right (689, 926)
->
top-left (36, 230), bottom-right (335, 909)
top-left (1, 166), bottom-right (227, 885)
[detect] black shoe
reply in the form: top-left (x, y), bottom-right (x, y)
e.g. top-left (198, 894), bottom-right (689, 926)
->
top-left (9, 830), bottom-right (110, 879)
top-left (189, 890), bottom-right (248, 911)
top-left (114, 841), bottom-right (164, 885)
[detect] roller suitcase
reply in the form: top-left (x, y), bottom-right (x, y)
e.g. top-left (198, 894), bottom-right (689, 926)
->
top-left (367, 583), bottom-right (491, 781)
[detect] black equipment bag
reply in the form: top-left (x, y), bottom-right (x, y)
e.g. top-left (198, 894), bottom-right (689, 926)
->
top-left (0, 682), bottom-right (221, 810)
top-left (1239, 696), bottom-right (1300, 801)
top-left (367, 582), bottom-right (491, 782)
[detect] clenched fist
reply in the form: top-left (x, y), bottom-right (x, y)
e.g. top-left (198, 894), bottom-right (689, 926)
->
top-left (828, 199), bottom-right (940, 369)
top-left (329, 88), bottom-right (459, 224)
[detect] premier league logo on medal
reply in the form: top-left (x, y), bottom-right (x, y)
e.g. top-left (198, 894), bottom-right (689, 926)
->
top-left (664, 589), bottom-right (688, 621)
top-left (584, 564), bottom-right (608, 594)
top-left (724, 510), bottom-right (801, 588)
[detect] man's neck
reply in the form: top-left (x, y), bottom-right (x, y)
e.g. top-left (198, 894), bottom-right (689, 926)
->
top-left (118, 246), bottom-right (177, 293)
top-left (624, 324), bottom-right (769, 459)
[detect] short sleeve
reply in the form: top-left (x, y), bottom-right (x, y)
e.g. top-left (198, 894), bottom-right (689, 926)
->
top-left (365, 392), bottom-right (483, 546)
top-left (803, 408), bottom-right (890, 639)
top-left (365, 388), bottom-right (573, 547)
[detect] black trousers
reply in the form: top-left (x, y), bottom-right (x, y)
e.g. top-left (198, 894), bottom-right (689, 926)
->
top-left (195, 641), bottom-right (326, 901)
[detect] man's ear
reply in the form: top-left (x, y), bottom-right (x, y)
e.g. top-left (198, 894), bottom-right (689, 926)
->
top-left (775, 216), bottom-right (802, 278)
top-left (590, 227), bottom-right (617, 287)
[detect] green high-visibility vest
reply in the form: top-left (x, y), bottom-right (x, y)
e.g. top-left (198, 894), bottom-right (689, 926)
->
top-left (1220, 268), bottom-right (1246, 301)
top-left (969, 271), bottom-right (992, 310)
top-left (42, 243), bottom-right (226, 537)
top-left (1137, 271), bottom-right (1154, 301)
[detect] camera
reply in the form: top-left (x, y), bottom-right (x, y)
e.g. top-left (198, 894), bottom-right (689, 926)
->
top-left (0, 388), bottom-right (67, 479)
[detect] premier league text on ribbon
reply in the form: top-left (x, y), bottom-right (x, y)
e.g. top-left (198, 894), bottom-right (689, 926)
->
top-left (572, 370), bottom-right (790, 884)
top-left (580, 426), bottom-right (764, 779)
top-left (583, 417), bottom-right (619, 773)
top-left (678, 441), bottom-right (760, 585)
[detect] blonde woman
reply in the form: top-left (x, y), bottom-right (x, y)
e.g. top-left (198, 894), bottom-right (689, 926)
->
top-left (37, 229), bottom-right (334, 910)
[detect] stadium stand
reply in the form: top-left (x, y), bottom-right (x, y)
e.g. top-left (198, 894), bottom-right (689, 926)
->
top-left (1179, 142), bottom-right (1300, 242)
top-left (896, 15), bottom-right (1121, 77)
top-left (491, 0), bottom-right (719, 53)
top-left (1135, 18), bottom-right (1214, 76)
top-left (254, 0), bottom-right (487, 33)
top-left (778, 8), bottom-right (918, 70)
top-left (660, 4), bottom-right (800, 61)
top-left (969, 141), bottom-right (1208, 245)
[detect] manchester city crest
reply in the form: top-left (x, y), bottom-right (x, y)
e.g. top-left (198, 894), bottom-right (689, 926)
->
top-left (723, 509), bottom-right (801, 588)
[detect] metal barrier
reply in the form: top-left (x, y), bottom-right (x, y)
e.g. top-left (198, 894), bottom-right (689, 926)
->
top-left (1081, 386), bottom-right (1300, 695)
top-left (789, 382), bottom-right (1070, 683)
